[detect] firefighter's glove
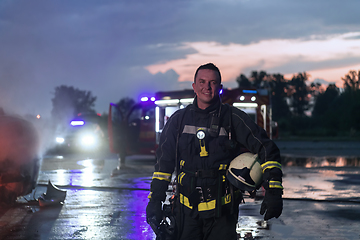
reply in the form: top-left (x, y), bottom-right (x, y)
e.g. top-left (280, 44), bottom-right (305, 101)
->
top-left (260, 188), bottom-right (283, 220)
top-left (146, 200), bottom-right (163, 228)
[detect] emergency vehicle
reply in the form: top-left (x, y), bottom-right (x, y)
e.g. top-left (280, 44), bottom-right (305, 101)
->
top-left (108, 88), bottom-right (276, 159)
top-left (50, 113), bottom-right (105, 154)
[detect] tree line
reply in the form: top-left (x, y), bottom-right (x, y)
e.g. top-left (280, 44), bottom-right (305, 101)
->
top-left (236, 70), bottom-right (360, 138)
top-left (50, 70), bottom-right (360, 138)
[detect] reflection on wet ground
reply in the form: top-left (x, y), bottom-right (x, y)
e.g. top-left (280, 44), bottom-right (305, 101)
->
top-left (36, 153), bottom-right (360, 239)
top-left (281, 155), bottom-right (360, 202)
top-left (237, 201), bottom-right (269, 239)
top-left (282, 155), bottom-right (360, 168)
top-left (1, 149), bottom-right (360, 240)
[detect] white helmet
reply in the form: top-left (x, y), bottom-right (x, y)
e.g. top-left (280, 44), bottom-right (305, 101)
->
top-left (226, 152), bottom-right (263, 191)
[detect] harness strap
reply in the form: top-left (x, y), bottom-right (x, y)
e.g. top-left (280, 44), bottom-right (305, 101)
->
top-left (182, 168), bottom-right (227, 178)
top-left (195, 169), bottom-right (218, 178)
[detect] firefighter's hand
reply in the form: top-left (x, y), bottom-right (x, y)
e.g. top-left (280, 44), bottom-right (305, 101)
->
top-left (146, 200), bottom-right (162, 227)
top-left (260, 188), bottom-right (283, 220)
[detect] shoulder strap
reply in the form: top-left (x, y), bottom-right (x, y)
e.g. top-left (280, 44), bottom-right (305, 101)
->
top-left (224, 104), bottom-right (239, 151)
top-left (226, 104), bottom-right (233, 141)
top-left (174, 105), bottom-right (190, 187)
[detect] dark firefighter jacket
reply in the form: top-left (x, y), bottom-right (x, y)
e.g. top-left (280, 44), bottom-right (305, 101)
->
top-left (149, 97), bottom-right (283, 219)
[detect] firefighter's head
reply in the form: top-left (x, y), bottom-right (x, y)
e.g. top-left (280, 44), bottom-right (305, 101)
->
top-left (194, 63), bottom-right (222, 84)
top-left (192, 63), bottom-right (223, 110)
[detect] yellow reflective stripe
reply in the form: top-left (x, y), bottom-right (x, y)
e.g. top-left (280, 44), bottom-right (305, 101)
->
top-left (261, 161), bottom-right (282, 173)
top-left (178, 172), bottom-right (185, 185)
top-left (179, 192), bottom-right (236, 211)
top-left (152, 172), bottom-right (171, 182)
top-left (218, 164), bottom-right (227, 170)
top-left (180, 160), bottom-right (185, 167)
top-left (269, 180), bottom-right (283, 189)
top-left (179, 193), bottom-right (193, 209)
top-left (222, 175), bottom-right (226, 182)
top-left (148, 192), bottom-right (152, 199)
top-left (198, 193), bottom-right (235, 211)
top-left (198, 200), bottom-right (216, 211)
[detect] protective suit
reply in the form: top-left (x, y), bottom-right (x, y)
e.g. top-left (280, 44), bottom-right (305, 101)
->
top-left (147, 97), bottom-right (283, 239)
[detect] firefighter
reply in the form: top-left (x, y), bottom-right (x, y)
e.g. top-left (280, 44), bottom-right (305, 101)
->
top-left (146, 63), bottom-right (283, 240)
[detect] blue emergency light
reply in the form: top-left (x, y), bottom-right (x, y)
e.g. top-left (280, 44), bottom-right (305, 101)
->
top-left (141, 96), bottom-right (156, 102)
top-left (70, 120), bottom-right (85, 126)
top-left (242, 90), bottom-right (257, 94)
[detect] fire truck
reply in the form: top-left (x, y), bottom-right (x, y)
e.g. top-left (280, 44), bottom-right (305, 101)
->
top-left (108, 88), bottom-right (276, 162)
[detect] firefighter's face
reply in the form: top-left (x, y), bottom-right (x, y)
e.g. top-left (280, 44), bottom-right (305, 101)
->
top-left (192, 69), bottom-right (222, 110)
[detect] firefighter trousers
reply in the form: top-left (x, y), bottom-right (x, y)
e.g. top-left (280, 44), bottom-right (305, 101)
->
top-left (177, 211), bottom-right (238, 240)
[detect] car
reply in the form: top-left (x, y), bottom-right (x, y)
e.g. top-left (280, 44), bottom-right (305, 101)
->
top-left (50, 117), bottom-right (106, 154)
top-left (0, 111), bottom-right (40, 203)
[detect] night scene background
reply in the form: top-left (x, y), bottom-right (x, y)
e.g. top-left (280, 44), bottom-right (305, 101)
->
top-left (1, 0), bottom-right (360, 149)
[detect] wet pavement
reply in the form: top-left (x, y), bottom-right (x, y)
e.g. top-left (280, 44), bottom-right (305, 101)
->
top-left (0, 141), bottom-right (360, 239)
top-left (0, 152), bottom-right (156, 240)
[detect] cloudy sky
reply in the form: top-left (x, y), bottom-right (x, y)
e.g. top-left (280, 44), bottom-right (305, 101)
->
top-left (1, 0), bottom-right (359, 118)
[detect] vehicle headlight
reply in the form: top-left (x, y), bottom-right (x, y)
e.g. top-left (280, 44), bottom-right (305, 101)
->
top-left (56, 137), bottom-right (65, 144)
top-left (81, 135), bottom-right (96, 146)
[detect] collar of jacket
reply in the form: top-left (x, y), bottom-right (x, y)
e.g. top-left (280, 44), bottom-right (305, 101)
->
top-left (192, 96), bottom-right (221, 114)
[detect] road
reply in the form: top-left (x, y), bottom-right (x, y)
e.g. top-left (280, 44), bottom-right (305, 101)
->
top-left (0, 151), bottom-right (157, 240)
top-left (0, 141), bottom-right (359, 239)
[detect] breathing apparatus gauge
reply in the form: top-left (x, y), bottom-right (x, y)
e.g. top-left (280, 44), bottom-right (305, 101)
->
top-left (196, 129), bottom-right (205, 140)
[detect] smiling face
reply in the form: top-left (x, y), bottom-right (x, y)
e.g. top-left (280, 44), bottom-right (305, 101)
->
top-left (192, 69), bottom-right (222, 110)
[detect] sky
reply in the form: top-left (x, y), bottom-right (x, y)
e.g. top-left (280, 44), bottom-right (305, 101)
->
top-left (1, 0), bottom-right (360, 119)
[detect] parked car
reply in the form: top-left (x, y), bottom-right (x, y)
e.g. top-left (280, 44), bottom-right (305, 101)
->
top-left (50, 117), bottom-right (105, 154)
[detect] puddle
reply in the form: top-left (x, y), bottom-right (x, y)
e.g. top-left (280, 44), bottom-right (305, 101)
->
top-left (282, 156), bottom-right (360, 201)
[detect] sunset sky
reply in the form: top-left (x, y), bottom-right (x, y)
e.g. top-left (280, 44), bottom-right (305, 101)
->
top-left (1, 0), bottom-right (359, 118)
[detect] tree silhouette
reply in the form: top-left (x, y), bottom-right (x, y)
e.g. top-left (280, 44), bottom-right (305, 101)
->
top-left (116, 97), bottom-right (136, 118)
top-left (339, 70), bottom-right (360, 131)
top-left (312, 84), bottom-right (339, 117)
top-left (250, 71), bottom-right (268, 88)
top-left (236, 74), bottom-right (251, 88)
top-left (342, 70), bottom-right (360, 91)
top-left (51, 85), bottom-right (97, 125)
top-left (289, 73), bottom-right (309, 116)
top-left (269, 74), bottom-right (291, 121)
